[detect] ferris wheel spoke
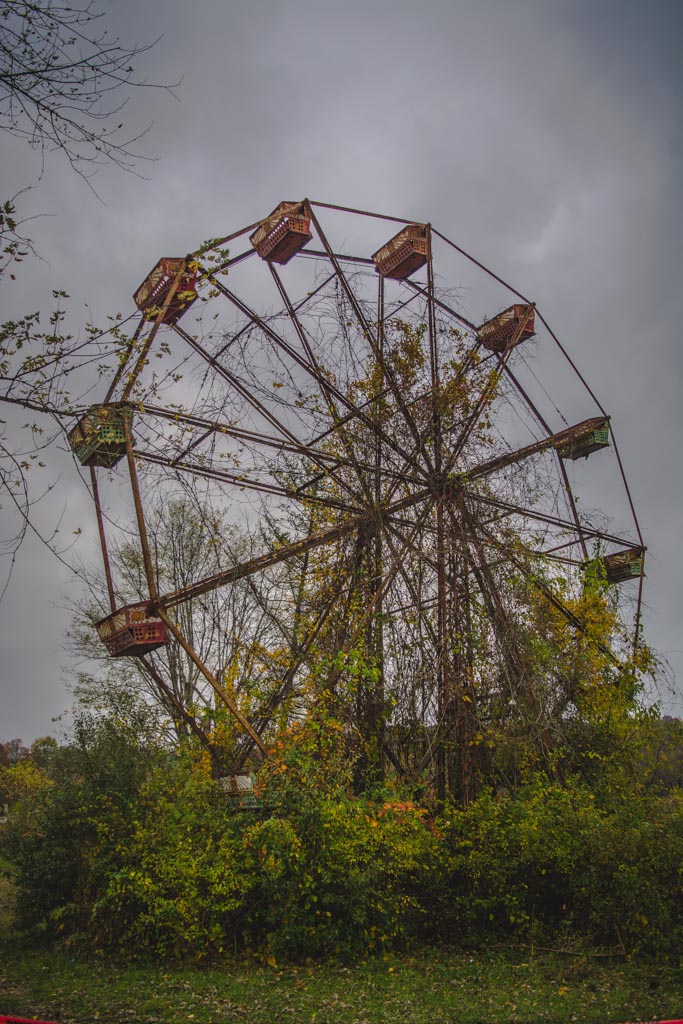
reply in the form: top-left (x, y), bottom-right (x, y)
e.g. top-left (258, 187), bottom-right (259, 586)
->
top-left (133, 449), bottom-right (363, 514)
top-left (458, 416), bottom-right (611, 483)
top-left (156, 481), bottom-right (431, 610)
top-left (173, 322), bottom-right (314, 446)
top-left (137, 654), bottom-right (215, 755)
top-left (473, 514), bottom-right (622, 667)
top-left (307, 205), bottom-right (437, 479)
top-left (205, 269), bottom-right (429, 481)
top-left (172, 321), bottom-right (368, 506)
top-left (159, 518), bottom-right (359, 609)
top-left (269, 261), bottom-right (378, 507)
top-left (463, 488), bottom-right (638, 550)
top-left (497, 359), bottom-right (590, 561)
top-left (137, 404), bottom-right (420, 489)
top-left (214, 265), bottom-right (343, 356)
top-left (89, 465), bottom-right (117, 614)
top-left (402, 278), bottom-right (478, 334)
top-left (296, 381), bottom-right (443, 499)
top-left (445, 303), bottom-right (536, 474)
top-left (155, 605), bottom-right (269, 755)
top-left (102, 316), bottom-right (146, 403)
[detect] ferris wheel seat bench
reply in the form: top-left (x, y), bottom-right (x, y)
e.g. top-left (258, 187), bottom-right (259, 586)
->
top-left (601, 547), bottom-right (645, 584)
top-left (373, 224), bottom-right (429, 280)
top-left (95, 601), bottom-right (169, 657)
top-left (554, 418), bottom-right (611, 460)
top-left (133, 257), bottom-right (198, 324)
top-left (477, 304), bottom-right (535, 352)
top-left (67, 404), bottom-right (131, 468)
top-left (584, 547), bottom-right (645, 585)
top-left (250, 201), bottom-right (312, 264)
top-left (218, 772), bottom-right (260, 807)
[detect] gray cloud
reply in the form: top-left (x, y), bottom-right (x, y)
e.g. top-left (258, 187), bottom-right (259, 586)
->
top-left (2, 0), bottom-right (681, 741)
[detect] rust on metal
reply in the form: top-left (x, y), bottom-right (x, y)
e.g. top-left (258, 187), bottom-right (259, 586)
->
top-left (249, 201), bottom-right (313, 264)
top-left (600, 547), bottom-right (645, 585)
top-left (90, 465), bottom-right (117, 613)
top-left (372, 224), bottom-right (429, 280)
top-left (133, 257), bottom-right (198, 324)
top-left (95, 601), bottom-right (169, 657)
top-left (477, 303), bottom-right (536, 352)
top-left (155, 606), bottom-right (269, 756)
top-left (124, 418), bottom-right (158, 601)
top-left (67, 403), bottom-right (131, 468)
top-left (553, 417), bottom-right (610, 460)
top-left (73, 198), bottom-right (645, 797)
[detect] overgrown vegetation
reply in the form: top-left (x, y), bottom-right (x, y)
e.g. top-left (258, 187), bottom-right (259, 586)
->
top-left (2, 701), bottom-right (682, 964)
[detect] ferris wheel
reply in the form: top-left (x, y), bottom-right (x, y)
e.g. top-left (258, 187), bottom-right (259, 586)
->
top-left (67, 199), bottom-right (646, 798)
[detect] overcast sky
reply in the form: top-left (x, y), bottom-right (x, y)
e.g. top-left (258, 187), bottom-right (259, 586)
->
top-left (2, 0), bottom-right (682, 743)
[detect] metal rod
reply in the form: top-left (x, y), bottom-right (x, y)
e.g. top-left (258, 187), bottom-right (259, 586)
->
top-left (155, 606), bottom-right (268, 755)
top-left (206, 269), bottom-right (425, 479)
top-left (301, 249), bottom-right (376, 266)
top-left (402, 278), bottom-right (479, 333)
top-left (500, 362), bottom-right (590, 561)
top-left (121, 260), bottom-right (188, 402)
top-left (89, 465), bottom-right (117, 613)
top-left (634, 555), bottom-right (645, 661)
top-left (134, 402), bottom-right (423, 486)
top-left (124, 418), bottom-right (157, 601)
top-left (475, 514), bottom-right (620, 666)
top-left (308, 199), bottom-right (422, 226)
top-left (426, 223), bottom-right (452, 798)
top-left (534, 309), bottom-right (644, 550)
top-left (103, 317), bottom-right (145, 403)
top-left (445, 303), bottom-right (536, 474)
top-left (157, 482), bottom-right (435, 609)
top-left (135, 448), bottom-right (360, 513)
top-left (462, 416), bottom-right (609, 483)
top-left (138, 654), bottom-right (215, 754)
top-left (189, 219), bottom-right (264, 260)
top-left (465, 489), bottom-right (638, 550)
top-left (307, 204), bottom-right (435, 479)
top-left (171, 323), bottom-right (365, 505)
top-left (432, 227), bottom-right (533, 305)
top-left (268, 261), bottom-right (380, 508)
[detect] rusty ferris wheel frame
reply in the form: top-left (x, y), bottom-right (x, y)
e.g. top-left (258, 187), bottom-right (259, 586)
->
top-left (67, 198), bottom-right (646, 797)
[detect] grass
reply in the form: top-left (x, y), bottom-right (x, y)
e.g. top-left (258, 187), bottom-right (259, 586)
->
top-left (1, 871), bottom-right (680, 1024)
top-left (0, 944), bottom-right (681, 1024)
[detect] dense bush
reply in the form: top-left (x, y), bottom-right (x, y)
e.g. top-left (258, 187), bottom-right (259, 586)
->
top-left (89, 739), bottom-right (447, 960)
top-left (2, 711), bottom-right (682, 961)
top-left (438, 777), bottom-right (683, 954)
top-left (0, 703), bottom-right (163, 935)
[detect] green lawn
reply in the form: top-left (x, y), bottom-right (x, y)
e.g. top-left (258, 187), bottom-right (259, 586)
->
top-left (1, 944), bottom-right (681, 1024)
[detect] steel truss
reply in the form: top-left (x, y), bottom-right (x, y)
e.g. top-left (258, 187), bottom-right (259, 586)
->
top-left (72, 199), bottom-right (646, 799)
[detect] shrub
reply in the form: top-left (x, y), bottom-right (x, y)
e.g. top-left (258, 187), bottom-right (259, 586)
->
top-left (439, 777), bottom-right (683, 954)
top-left (4, 709), bottom-right (682, 960)
top-left (91, 760), bottom-right (446, 961)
